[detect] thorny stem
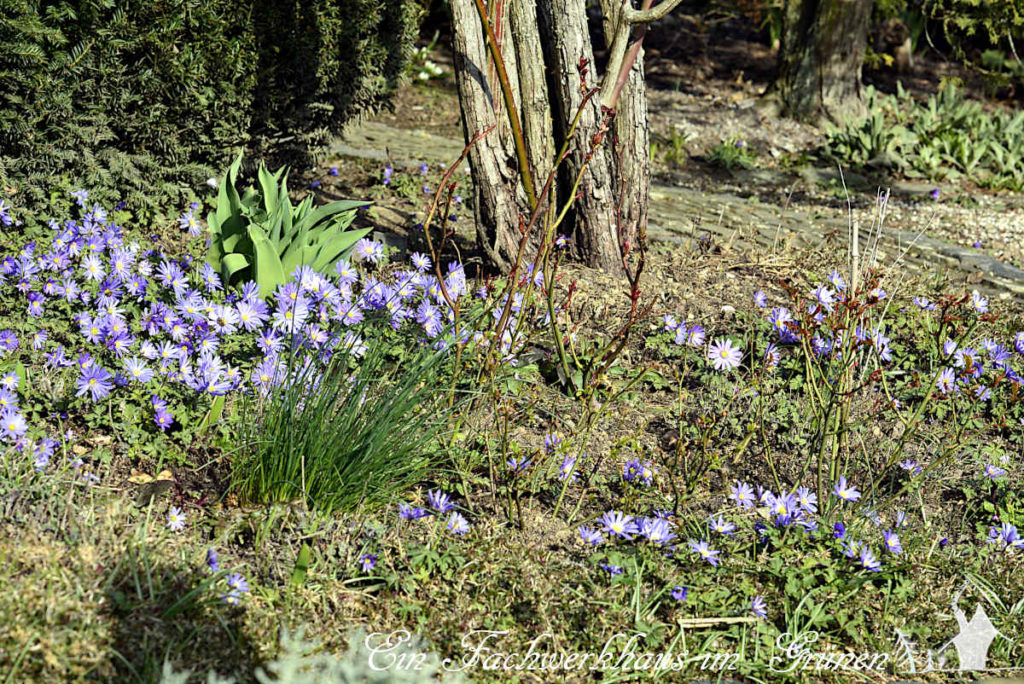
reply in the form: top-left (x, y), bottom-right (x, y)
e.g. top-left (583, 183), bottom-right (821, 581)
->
top-left (422, 124), bottom-right (494, 312)
top-left (472, 0), bottom-right (537, 211)
top-left (566, 368), bottom-right (646, 523)
top-left (418, 125), bottom-right (495, 430)
top-left (454, 3), bottom-right (658, 526)
top-left (550, 410), bottom-right (596, 519)
top-left (484, 80), bottom-right (607, 392)
top-left (871, 319), bottom-right (981, 504)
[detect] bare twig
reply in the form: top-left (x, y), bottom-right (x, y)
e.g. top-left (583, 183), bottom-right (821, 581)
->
top-left (1008, 32), bottom-right (1023, 67)
top-left (623, 0), bottom-right (686, 24)
top-left (600, 0), bottom-right (685, 108)
top-left (472, 0), bottom-right (538, 210)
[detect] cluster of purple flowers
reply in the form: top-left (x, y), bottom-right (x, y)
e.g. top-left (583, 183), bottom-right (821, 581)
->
top-left (663, 316), bottom-right (706, 349)
top-left (203, 548), bottom-right (251, 604)
top-left (546, 431), bottom-right (583, 483)
top-left (584, 510), bottom-right (726, 570)
top-left (0, 193), bottom-right (488, 471)
top-left (0, 372), bottom-right (27, 444)
top-left (581, 476), bottom-right (938, 581)
top-left (664, 315), bottom-right (748, 371)
top-left (0, 370), bottom-right (77, 477)
top-left (398, 488), bottom-right (471, 536)
top-left (730, 481), bottom-right (820, 531)
top-left (590, 510), bottom-right (678, 547)
top-left (932, 334), bottom-right (1023, 399)
top-left (662, 271), bottom-right (1023, 411)
top-left (988, 522), bottom-right (1024, 551)
top-left (222, 573), bottom-right (250, 605)
top-left (622, 457), bottom-right (656, 486)
top-left (730, 478), bottom-right (905, 572)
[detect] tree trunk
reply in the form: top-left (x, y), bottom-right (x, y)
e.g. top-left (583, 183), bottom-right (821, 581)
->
top-left (451, 0), bottom-right (649, 274)
top-left (451, 1), bottom-right (526, 273)
top-left (766, 0), bottom-right (874, 123)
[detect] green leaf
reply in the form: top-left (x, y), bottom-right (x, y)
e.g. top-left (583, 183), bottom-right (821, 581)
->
top-left (281, 243), bottom-right (318, 275)
top-left (221, 231), bottom-right (251, 254)
top-left (220, 253), bottom-right (250, 286)
top-left (215, 151), bottom-right (244, 228)
top-left (265, 205), bottom-right (286, 251)
top-left (311, 227), bottom-right (371, 271)
top-left (289, 197), bottom-right (314, 256)
top-left (291, 543), bottom-right (311, 587)
top-left (292, 195), bottom-right (315, 226)
top-left (12, 363), bottom-right (27, 394)
top-left (207, 209), bottom-right (224, 272)
top-left (208, 151), bottom-right (246, 272)
top-left (258, 163), bottom-right (284, 218)
top-left (197, 394), bottom-right (226, 436)
top-left (248, 224), bottom-right (287, 294)
top-left (277, 193), bottom-right (295, 250)
top-left (240, 186), bottom-right (259, 210)
top-left (305, 200), bottom-right (366, 228)
top-left (281, 206), bottom-right (326, 274)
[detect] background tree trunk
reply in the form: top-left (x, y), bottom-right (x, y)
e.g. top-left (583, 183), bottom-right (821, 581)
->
top-left (451, 0), bottom-right (650, 274)
top-left (766, 0), bottom-right (874, 122)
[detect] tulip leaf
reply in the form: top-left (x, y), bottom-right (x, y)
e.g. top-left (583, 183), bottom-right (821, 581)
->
top-left (248, 224), bottom-right (287, 294)
top-left (206, 151), bottom-right (370, 297)
top-left (312, 227), bottom-right (372, 271)
top-left (220, 253), bottom-right (251, 285)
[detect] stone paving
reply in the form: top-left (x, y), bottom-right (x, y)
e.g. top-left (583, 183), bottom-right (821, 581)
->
top-left (333, 121), bottom-right (1024, 301)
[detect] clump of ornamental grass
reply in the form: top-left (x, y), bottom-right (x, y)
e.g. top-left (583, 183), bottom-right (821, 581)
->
top-left (231, 319), bottom-right (473, 513)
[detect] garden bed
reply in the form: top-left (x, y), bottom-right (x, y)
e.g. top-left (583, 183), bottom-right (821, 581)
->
top-left (3, 15), bottom-right (1024, 684)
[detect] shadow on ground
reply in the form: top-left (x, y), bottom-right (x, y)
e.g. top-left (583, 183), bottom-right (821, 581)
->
top-left (104, 558), bottom-right (260, 682)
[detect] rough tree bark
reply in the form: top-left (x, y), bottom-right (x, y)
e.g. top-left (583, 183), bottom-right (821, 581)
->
top-left (451, 1), bottom-right (525, 273)
top-left (451, 0), bottom-right (660, 274)
top-left (765, 0), bottom-right (874, 123)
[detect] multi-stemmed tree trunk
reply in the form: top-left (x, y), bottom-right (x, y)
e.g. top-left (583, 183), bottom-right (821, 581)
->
top-left (451, 0), bottom-right (659, 274)
top-left (765, 0), bottom-right (875, 122)
top-left (453, 0), bottom-right (870, 270)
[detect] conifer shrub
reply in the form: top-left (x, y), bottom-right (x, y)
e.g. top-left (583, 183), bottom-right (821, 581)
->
top-left (0, 0), bottom-right (421, 222)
